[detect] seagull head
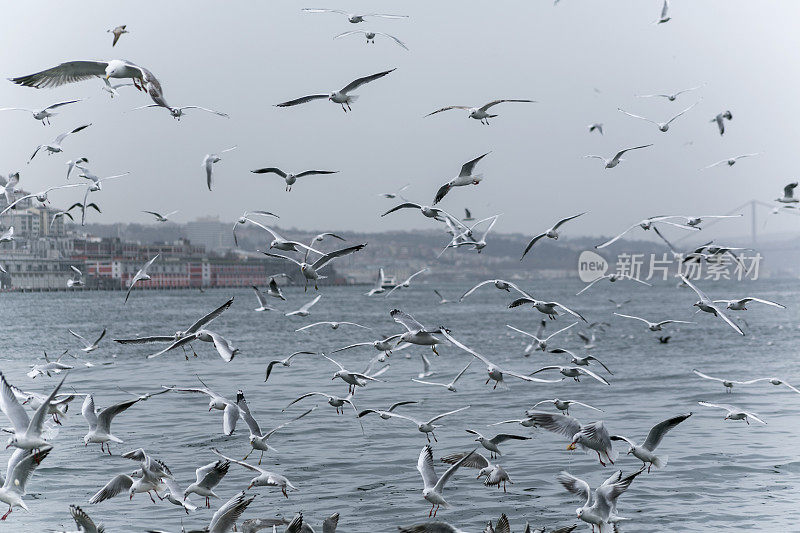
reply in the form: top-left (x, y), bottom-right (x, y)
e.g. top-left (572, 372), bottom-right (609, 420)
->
top-left (5, 436), bottom-right (17, 449)
top-left (576, 508), bottom-right (584, 519)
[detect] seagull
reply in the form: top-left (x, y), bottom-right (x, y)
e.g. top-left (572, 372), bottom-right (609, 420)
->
top-left (595, 216), bottom-right (699, 249)
top-left (584, 144), bottom-right (652, 169)
top-left (617, 101), bottom-right (698, 132)
top-left (114, 297), bottom-right (233, 346)
top-left (284, 391), bottom-right (362, 433)
top-left (148, 329), bottom-right (240, 362)
top-left (670, 214), bottom-right (743, 228)
top-left (416, 445), bottom-right (476, 517)
top-left (507, 322), bottom-right (578, 352)
top-left (320, 353), bottom-right (383, 394)
top-left (459, 279), bottom-right (529, 301)
top-left (576, 273), bottom-right (652, 296)
top-left (238, 392), bottom-right (315, 464)
top-left (441, 330), bottom-right (561, 389)
top-left (108, 25), bottom-right (128, 46)
top-left (68, 328), bottom-right (106, 352)
top-left (11, 60), bottom-right (171, 108)
top-left (610, 413), bottom-right (691, 472)
top-left (358, 400), bottom-right (418, 420)
top-left (161, 382), bottom-right (241, 435)
top-left (381, 201), bottom-right (457, 222)
top-left (465, 429), bottom-right (530, 459)
top-left (390, 309), bottom-right (446, 355)
top-left (26, 350), bottom-right (73, 379)
top-left (692, 369), bottom-right (785, 393)
top-left (334, 30), bottom-right (408, 49)
top-left (397, 523), bottom-right (470, 533)
top-left (64, 201), bottom-right (101, 226)
top-left (232, 210), bottom-right (280, 246)
top-left (301, 8), bottom-right (408, 23)
top-left (305, 232), bottom-right (346, 257)
top-left (711, 110), bottom-right (733, 135)
top-left (557, 468), bottom-right (643, 531)
top-left (250, 286), bottom-right (278, 312)
top-left (0, 184), bottom-right (82, 216)
top-left (0, 448), bottom-right (51, 521)
top-left (243, 219), bottom-right (321, 254)
top-left (636, 84), bottom-right (703, 101)
top-left (700, 153), bottom-right (761, 170)
top-left (712, 296), bottom-right (786, 311)
top-left (285, 295), bottom-right (321, 317)
top-left (124, 254), bottom-right (159, 303)
top-left (67, 266), bottom-right (84, 288)
top-left (385, 268), bottom-right (429, 297)
top-left (275, 69), bottom-right (395, 112)
top-left (0, 99), bottom-right (82, 125)
top-left (265, 351), bottom-right (316, 382)
top-left (588, 123), bottom-right (604, 135)
top-left (412, 361), bottom-right (472, 392)
top-left (432, 153), bottom-right (490, 204)
top-left (613, 312), bottom-right (692, 331)
top-left (440, 451), bottom-right (512, 492)
top-left (530, 398), bottom-right (603, 417)
top-left (55, 505), bottom-right (105, 533)
top-left (212, 448), bottom-right (297, 497)
top-left (65, 158), bottom-right (89, 179)
top-left (443, 215), bottom-right (500, 254)
top-left (150, 490), bottom-right (255, 533)
top-left (0, 373), bottom-right (65, 452)
top-left (0, 172), bottom-right (20, 206)
top-left (508, 294), bottom-right (587, 322)
top-left (548, 349), bottom-right (614, 375)
top-left (88, 458), bottom-right (169, 504)
top-left (263, 243), bottom-right (367, 290)
top-left (78, 169), bottom-right (132, 223)
top-left (81, 394), bottom-right (141, 454)
top-left (697, 401), bottom-right (765, 425)
top-left (132, 103), bottom-right (228, 120)
top-left (520, 213), bottom-right (585, 260)
top-left (530, 365), bottom-right (610, 385)
top-left (183, 460), bottom-right (230, 509)
top-left (143, 210), bottom-right (178, 222)
top-left (426, 100), bottom-right (535, 125)
top-left (203, 147), bottom-right (237, 191)
top-left (0, 227), bottom-right (13, 243)
top-left (296, 321), bottom-right (370, 332)
top-left (380, 407), bottom-right (470, 443)
top-left (776, 182), bottom-right (798, 204)
top-left (100, 80), bottom-right (135, 98)
top-left (679, 274), bottom-right (744, 335)
top-left (654, 0), bottom-right (671, 24)
top-left (251, 167), bottom-right (338, 192)
top-left (525, 411), bottom-right (617, 466)
top-left (433, 290), bottom-right (451, 304)
top-left (331, 334), bottom-right (404, 357)
top-left (379, 184), bottom-right (410, 199)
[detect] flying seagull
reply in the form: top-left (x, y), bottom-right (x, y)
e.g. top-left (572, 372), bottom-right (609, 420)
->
top-left (275, 69), bottom-right (395, 112)
top-left (107, 25), bottom-right (129, 46)
top-left (425, 99), bottom-right (535, 125)
top-left (636, 84), bottom-right (703, 101)
top-left (610, 413), bottom-right (691, 472)
top-left (0, 99), bottom-right (82, 125)
top-left (142, 210), bottom-right (178, 222)
top-left (617, 101), bottom-right (699, 132)
top-left (700, 153), bottom-right (761, 170)
top-left (433, 152), bottom-right (489, 204)
top-left (301, 8), bottom-right (408, 23)
top-left (132, 104), bottom-right (228, 121)
top-left (124, 254), bottom-right (159, 303)
top-left (520, 212), bottom-right (585, 260)
top-left (203, 147), bottom-right (237, 191)
top-left (10, 60), bottom-right (170, 108)
top-left (679, 274), bottom-right (744, 335)
top-left (710, 110), bottom-right (733, 135)
top-left (334, 30), bottom-right (408, 50)
top-left (584, 144), bottom-right (653, 169)
top-left (251, 167), bottom-right (338, 192)
top-left (28, 123), bottom-right (92, 162)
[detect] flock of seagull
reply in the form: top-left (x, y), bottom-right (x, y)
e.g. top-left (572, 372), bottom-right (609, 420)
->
top-left (0, 3), bottom-right (797, 533)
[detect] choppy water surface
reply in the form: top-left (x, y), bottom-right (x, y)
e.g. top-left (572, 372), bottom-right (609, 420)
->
top-left (1, 278), bottom-right (798, 532)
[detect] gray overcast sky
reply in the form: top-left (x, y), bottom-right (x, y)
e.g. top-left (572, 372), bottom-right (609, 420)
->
top-left (2, 1), bottom-right (799, 242)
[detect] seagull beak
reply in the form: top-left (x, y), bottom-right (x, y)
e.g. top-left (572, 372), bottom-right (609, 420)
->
top-left (247, 483), bottom-right (254, 489)
top-left (105, 74), bottom-right (111, 80)
top-left (566, 443), bottom-right (577, 451)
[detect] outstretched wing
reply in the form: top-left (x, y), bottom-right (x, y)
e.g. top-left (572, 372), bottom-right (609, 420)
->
top-left (275, 94), bottom-right (328, 107)
top-left (340, 68), bottom-right (396, 93)
top-left (10, 61), bottom-right (109, 88)
top-left (643, 412), bottom-right (692, 451)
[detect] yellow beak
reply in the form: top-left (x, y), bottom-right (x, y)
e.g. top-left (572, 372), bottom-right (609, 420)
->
top-left (566, 443), bottom-right (577, 451)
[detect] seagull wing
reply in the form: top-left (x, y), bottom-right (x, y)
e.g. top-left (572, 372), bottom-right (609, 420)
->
top-left (642, 413), bottom-right (692, 451)
top-left (434, 448), bottom-right (476, 493)
top-left (295, 170), bottom-right (338, 178)
top-left (556, 471), bottom-right (591, 505)
top-left (552, 212), bottom-right (586, 230)
top-left (374, 31), bottom-right (409, 50)
top-left (185, 297), bottom-right (234, 334)
top-left (209, 492), bottom-right (256, 533)
top-left (523, 411), bottom-right (582, 439)
top-left (390, 309), bottom-right (425, 332)
top-left (275, 95), bottom-right (328, 107)
top-left (96, 399), bottom-right (139, 434)
top-left (425, 106), bottom-right (470, 117)
top-left (417, 445), bottom-right (438, 489)
top-left (611, 144), bottom-right (653, 163)
top-left (89, 474), bottom-right (134, 503)
top-left (440, 451), bottom-right (490, 470)
top-left (618, 108), bottom-right (657, 125)
top-left (427, 406), bottom-right (470, 424)
top-left (0, 373), bottom-right (30, 432)
top-left (10, 61), bottom-right (109, 88)
top-left (479, 99), bottom-right (535, 112)
top-left (666, 101), bottom-right (699, 124)
top-left (312, 243), bottom-right (367, 269)
top-left (251, 167), bottom-right (287, 178)
top-left (595, 223), bottom-right (639, 249)
top-left (340, 68), bottom-right (396, 94)
top-left (458, 152), bottom-right (490, 177)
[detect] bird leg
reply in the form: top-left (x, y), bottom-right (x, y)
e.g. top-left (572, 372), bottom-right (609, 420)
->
top-left (432, 432), bottom-right (438, 442)
top-left (503, 481), bottom-right (507, 493)
top-left (596, 451), bottom-right (606, 467)
top-left (259, 451), bottom-right (264, 465)
top-left (282, 487), bottom-right (288, 498)
top-left (243, 448), bottom-right (253, 461)
top-left (346, 102), bottom-right (352, 111)
top-left (605, 451), bottom-right (614, 465)
top-left (148, 491), bottom-right (156, 503)
top-left (1, 507), bottom-right (11, 520)
top-left (432, 346), bottom-right (439, 356)
top-left (433, 505), bottom-right (439, 517)
top-left (647, 462), bottom-right (651, 473)
top-left (485, 377), bottom-right (491, 385)
top-left (206, 496), bottom-right (210, 508)
top-left (106, 444), bottom-right (113, 456)
top-left (493, 381), bottom-right (498, 390)
top-left (429, 503), bottom-right (435, 517)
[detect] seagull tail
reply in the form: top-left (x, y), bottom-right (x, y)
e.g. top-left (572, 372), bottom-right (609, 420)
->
top-left (348, 95), bottom-right (360, 103)
top-left (652, 455), bottom-right (667, 469)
